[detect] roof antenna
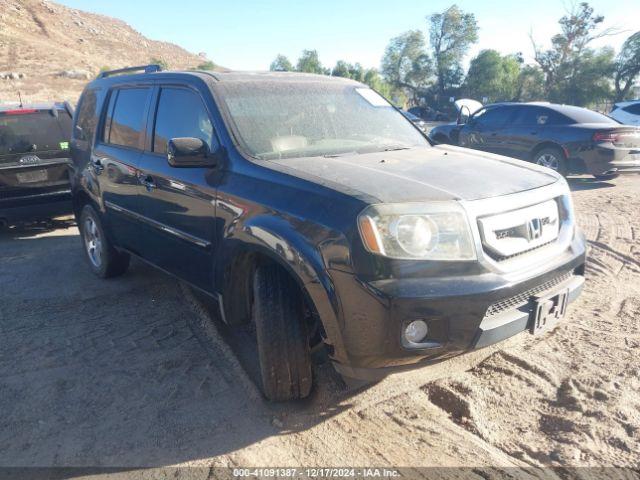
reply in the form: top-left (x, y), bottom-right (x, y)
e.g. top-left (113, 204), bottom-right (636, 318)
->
top-left (18, 91), bottom-right (23, 108)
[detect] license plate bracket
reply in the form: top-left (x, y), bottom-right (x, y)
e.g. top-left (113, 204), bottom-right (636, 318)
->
top-left (16, 169), bottom-right (48, 184)
top-left (530, 288), bottom-right (569, 335)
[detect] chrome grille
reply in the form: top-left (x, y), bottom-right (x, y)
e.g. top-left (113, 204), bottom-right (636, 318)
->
top-left (485, 272), bottom-right (574, 317)
top-left (478, 199), bottom-right (561, 261)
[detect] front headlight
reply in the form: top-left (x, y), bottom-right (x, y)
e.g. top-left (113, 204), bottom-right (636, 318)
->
top-left (358, 202), bottom-right (476, 261)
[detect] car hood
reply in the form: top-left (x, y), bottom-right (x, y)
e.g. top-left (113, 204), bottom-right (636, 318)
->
top-left (269, 145), bottom-right (560, 203)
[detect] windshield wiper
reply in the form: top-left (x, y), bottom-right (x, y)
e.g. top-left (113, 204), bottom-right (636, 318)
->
top-left (382, 145), bottom-right (412, 152)
top-left (323, 151), bottom-right (357, 158)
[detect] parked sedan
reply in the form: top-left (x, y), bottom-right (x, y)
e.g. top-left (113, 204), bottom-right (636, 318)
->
top-left (0, 103), bottom-right (74, 227)
top-left (429, 102), bottom-right (640, 179)
top-left (610, 100), bottom-right (640, 125)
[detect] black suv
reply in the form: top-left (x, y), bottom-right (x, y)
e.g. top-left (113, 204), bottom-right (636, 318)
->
top-left (71, 66), bottom-right (586, 401)
top-left (0, 102), bottom-right (73, 227)
top-left (429, 102), bottom-right (640, 179)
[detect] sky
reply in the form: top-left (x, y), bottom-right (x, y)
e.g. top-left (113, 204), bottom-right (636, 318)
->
top-left (56, 0), bottom-right (640, 71)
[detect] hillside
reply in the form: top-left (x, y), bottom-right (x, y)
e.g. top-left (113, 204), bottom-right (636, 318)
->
top-left (0, 0), bottom-right (222, 103)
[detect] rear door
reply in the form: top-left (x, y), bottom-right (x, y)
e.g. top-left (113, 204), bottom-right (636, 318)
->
top-left (136, 85), bottom-right (219, 291)
top-left (92, 86), bottom-right (152, 253)
top-left (501, 106), bottom-right (571, 159)
top-left (0, 107), bottom-right (73, 202)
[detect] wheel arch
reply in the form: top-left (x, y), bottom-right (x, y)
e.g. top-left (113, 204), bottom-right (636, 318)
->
top-left (215, 218), bottom-right (348, 361)
top-left (530, 141), bottom-right (567, 162)
top-left (72, 189), bottom-right (95, 219)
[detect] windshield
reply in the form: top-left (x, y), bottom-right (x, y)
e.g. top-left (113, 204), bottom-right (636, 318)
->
top-left (0, 110), bottom-right (72, 156)
top-left (216, 81), bottom-right (430, 160)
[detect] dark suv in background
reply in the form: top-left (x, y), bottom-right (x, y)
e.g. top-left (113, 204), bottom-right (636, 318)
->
top-left (429, 102), bottom-right (640, 179)
top-left (71, 66), bottom-right (585, 401)
top-left (0, 102), bottom-right (73, 227)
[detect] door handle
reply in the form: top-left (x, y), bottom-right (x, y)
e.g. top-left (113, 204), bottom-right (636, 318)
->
top-left (91, 157), bottom-right (104, 175)
top-left (139, 174), bottom-right (157, 192)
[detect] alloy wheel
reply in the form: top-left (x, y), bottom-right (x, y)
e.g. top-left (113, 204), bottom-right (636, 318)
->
top-left (83, 216), bottom-right (103, 268)
top-left (536, 153), bottom-right (560, 171)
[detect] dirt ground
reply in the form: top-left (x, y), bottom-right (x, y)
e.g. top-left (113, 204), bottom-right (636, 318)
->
top-left (0, 175), bottom-right (639, 475)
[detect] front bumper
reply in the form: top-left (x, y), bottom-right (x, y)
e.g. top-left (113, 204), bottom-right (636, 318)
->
top-left (330, 235), bottom-right (586, 381)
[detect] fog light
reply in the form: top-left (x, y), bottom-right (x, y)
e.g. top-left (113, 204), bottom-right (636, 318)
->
top-left (404, 320), bottom-right (429, 344)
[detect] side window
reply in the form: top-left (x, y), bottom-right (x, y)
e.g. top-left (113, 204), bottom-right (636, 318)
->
top-left (624, 103), bottom-right (640, 115)
top-left (543, 110), bottom-right (571, 126)
top-left (75, 88), bottom-right (98, 141)
top-left (153, 88), bottom-right (215, 154)
top-left (102, 90), bottom-right (118, 142)
top-left (512, 107), bottom-right (570, 126)
top-left (473, 107), bottom-right (513, 129)
top-left (105, 88), bottom-right (150, 149)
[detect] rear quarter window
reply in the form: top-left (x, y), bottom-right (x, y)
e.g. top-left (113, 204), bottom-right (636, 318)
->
top-left (560, 106), bottom-right (618, 124)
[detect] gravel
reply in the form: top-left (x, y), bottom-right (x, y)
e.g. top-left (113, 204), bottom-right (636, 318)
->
top-left (0, 175), bottom-right (638, 470)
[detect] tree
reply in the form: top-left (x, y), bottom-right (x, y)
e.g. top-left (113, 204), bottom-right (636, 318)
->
top-left (270, 54), bottom-right (294, 72)
top-left (464, 50), bottom-right (521, 102)
top-left (515, 65), bottom-right (546, 102)
top-left (551, 47), bottom-right (615, 105)
top-left (196, 61), bottom-right (216, 71)
top-left (331, 61), bottom-right (365, 81)
top-left (428, 5), bottom-right (479, 99)
top-left (150, 57), bottom-right (169, 70)
top-left (381, 30), bottom-right (432, 100)
top-left (296, 50), bottom-right (329, 75)
top-left (531, 2), bottom-right (616, 104)
top-left (614, 31), bottom-right (640, 102)
top-left (363, 68), bottom-right (393, 99)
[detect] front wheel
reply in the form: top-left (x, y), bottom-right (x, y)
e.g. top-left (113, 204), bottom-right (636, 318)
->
top-left (252, 264), bottom-right (312, 401)
top-left (534, 147), bottom-right (568, 176)
top-left (79, 205), bottom-right (130, 278)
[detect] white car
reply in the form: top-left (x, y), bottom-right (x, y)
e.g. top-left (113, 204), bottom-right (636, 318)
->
top-left (610, 100), bottom-right (640, 125)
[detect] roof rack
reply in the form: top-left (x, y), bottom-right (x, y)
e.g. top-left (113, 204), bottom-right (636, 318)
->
top-left (98, 64), bottom-right (162, 79)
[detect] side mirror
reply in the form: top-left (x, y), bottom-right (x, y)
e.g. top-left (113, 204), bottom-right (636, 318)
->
top-left (167, 137), bottom-right (219, 168)
top-left (457, 106), bottom-right (471, 125)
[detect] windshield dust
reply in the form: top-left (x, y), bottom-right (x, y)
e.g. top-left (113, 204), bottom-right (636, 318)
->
top-left (217, 81), bottom-right (430, 160)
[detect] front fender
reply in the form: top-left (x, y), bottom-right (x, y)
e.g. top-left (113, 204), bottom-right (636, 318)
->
top-left (215, 213), bottom-right (350, 362)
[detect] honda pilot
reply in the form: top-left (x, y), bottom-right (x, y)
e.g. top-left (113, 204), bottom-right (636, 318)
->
top-left (71, 66), bottom-right (586, 401)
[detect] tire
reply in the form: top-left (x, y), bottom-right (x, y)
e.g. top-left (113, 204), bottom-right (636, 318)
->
top-left (79, 204), bottom-right (130, 278)
top-left (593, 173), bottom-right (620, 181)
top-left (533, 147), bottom-right (568, 176)
top-left (252, 263), bottom-right (312, 401)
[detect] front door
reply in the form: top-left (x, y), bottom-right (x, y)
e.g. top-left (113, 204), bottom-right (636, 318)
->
top-left (460, 106), bottom-right (515, 156)
top-left (94, 86), bottom-right (152, 253)
top-left (136, 86), bottom-right (219, 291)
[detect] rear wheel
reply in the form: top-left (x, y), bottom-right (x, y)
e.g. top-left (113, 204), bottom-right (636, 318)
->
top-left (79, 205), bottom-right (130, 278)
top-left (252, 263), bottom-right (312, 401)
top-left (534, 147), bottom-right (568, 176)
